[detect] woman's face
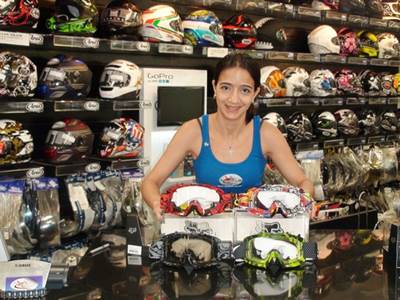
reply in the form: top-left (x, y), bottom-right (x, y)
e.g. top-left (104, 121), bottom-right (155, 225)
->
top-left (213, 66), bottom-right (259, 121)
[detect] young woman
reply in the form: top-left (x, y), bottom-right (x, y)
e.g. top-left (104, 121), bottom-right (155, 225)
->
top-left (142, 53), bottom-right (314, 220)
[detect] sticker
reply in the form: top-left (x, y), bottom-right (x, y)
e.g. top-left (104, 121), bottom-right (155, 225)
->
top-left (6, 276), bottom-right (42, 291)
top-left (26, 167), bottom-right (44, 179)
top-left (0, 31), bottom-right (29, 46)
top-left (26, 102), bottom-right (44, 113)
top-left (219, 174), bottom-right (243, 186)
top-left (127, 245), bottom-right (142, 256)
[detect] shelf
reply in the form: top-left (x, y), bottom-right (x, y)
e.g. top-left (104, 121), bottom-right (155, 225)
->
top-left (0, 99), bottom-right (44, 114)
top-left (310, 208), bottom-right (378, 229)
top-left (0, 162), bottom-right (44, 179)
top-left (34, 159), bottom-right (100, 177)
top-left (90, 156), bottom-right (149, 171)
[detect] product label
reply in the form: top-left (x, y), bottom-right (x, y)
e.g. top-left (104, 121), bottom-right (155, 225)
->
top-left (127, 245), bottom-right (142, 256)
top-left (0, 31), bottom-right (29, 46)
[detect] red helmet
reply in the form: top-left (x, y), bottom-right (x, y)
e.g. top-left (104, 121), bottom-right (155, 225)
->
top-left (0, 0), bottom-right (40, 28)
top-left (337, 27), bottom-right (360, 57)
top-left (222, 14), bottom-right (257, 49)
top-left (44, 119), bottom-right (94, 163)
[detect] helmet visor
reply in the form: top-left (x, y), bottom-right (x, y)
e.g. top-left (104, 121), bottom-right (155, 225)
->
top-left (41, 68), bottom-right (66, 85)
top-left (100, 69), bottom-right (129, 89)
top-left (103, 8), bottom-right (142, 26)
top-left (45, 130), bottom-right (76, 146)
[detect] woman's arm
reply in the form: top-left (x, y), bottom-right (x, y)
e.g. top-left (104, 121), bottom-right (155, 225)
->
top-left (261, 122), bottom-right (315, 197)
top-left (141, 119), bottom-right (200, 220)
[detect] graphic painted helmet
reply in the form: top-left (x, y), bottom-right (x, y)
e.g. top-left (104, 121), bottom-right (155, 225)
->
top-left (183, 10), bottom-right (224, 47)
top-left (312, 111), bottom-right (338, 137)
top-left (311, 0), bottom-right (340, 10)
top-left (286, 112), bottom-right (313, 142)
top-left (37, 55), bottom-right (92, 100)
top-left (0, 119), bottom-right (33, 165)
top-left (282, 67), bottom-right (309, 97)
top-left (263, 112), bottom-right (287, 137)
top-left (380, 111), bottom-right (398, 133)
top-left (380, 73), bottom-right (397, 96)
top-left (260, 66), bottom-right (286, 98)
top-left (377, 33), bottom-right (399, 59)
top-left (359, 110), bottom-right (379, 135)
top-left (0, 51), bottom-right (37, 98)
top-left (0, 0), bottom-right (40, 28)
top-left (99, 59), bottom-right (142, 99)
top-left (308, 25), bottom-right (340, 55)
top-left (309, 69), bottom-right (336, 97)
top-left (139, 4), bottom-right (183, 43)
top-left (393, 73), bottom-right (400, 94)
top-left (337, 27), bottom-right (360, 57)
top-left (359, 69), bottom-right (380, 96)
top-left (366, 0), bottom-right (384, 17)
top-left (222, 14), bottom-right (257, 49)
top-left (254, 18), bottom-right (308, 52)
top-left (100, 118), bottom-right (144, 158)
top-left (334, 109), bottom-right (360, 136)
top-left (44, 119), bottom-right (94, 163)
top-left (339, 0), bottom-right (366, 14)
top-left (382, 0), bottom-right (400, 21)
top-left (47, 0), bottom-right (99, 34)
top-left (357, 31), bottom-right (379, 58)
top-left (335, 69), bottom-right (362, 95)
top-left (100, 0), bottom-right (142, 40)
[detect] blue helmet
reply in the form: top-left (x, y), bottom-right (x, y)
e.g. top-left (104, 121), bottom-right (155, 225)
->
top-left (183, 10), bottom-right (224, 47)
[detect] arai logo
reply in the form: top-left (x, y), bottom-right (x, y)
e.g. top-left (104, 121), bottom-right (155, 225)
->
top-left (26, 102), bottom-right (44, 113)
top-left (26, 167), bottom-right (44, 179)
top-left (83, 37), bottom-right (99, 48)
top-left (85, 163), bottom-right (101, 173)
top-left (219, 174), bottom-right (243, 186)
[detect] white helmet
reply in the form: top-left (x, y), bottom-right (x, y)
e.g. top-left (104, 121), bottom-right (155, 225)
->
top-left (260, 66), bottom-right (286, 98)
top-left (139, 4), bottom-right (183, 43)
top-left (307, 25), bottom-right (340, 55)
top-left (263, 112), bottom-right (287, 137)
top-left (282, 67), bottom-right (310, 97)
top-left (377, 32), bottom-right (399, 59)
top-left (309, 69), bottom-right (336, 97)
top-left (99, 60), bottom-right (142, 99)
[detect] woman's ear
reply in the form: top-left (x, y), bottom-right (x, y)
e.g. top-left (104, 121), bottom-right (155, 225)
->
top-left (253, 86), bottom-right (261, 101)
top-left (212, 80), bottom-right (216, 95)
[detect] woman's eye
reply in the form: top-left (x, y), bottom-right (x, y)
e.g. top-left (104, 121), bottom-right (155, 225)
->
top-left (241, 88), bottom-right (251, 94)
top-left (220, 85), bottom-right (230, 91)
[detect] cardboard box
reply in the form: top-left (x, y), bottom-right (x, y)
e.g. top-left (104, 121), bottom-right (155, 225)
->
top-left (161, 212), bottom-right (235, 242)
top-left (234, 211), bottom-right (309, 242)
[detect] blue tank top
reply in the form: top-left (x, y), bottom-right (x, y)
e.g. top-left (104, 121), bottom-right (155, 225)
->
top-left (194, 115), bottom-right (267, 194)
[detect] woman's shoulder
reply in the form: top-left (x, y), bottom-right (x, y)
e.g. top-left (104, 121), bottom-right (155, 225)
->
top-left (259, 116), bottom-right (285, 140)
top-left (178, 117), bottom-right (203, 136)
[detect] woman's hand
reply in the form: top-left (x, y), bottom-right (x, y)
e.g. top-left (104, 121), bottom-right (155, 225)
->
top-left (152, 204), bottom-right (164, 222)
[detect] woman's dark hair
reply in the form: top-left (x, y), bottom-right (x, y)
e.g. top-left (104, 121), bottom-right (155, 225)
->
top-left (214, 53), bottom-right (260, 123)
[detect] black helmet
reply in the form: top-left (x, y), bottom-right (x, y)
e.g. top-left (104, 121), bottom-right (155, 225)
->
top-left (100, 0), bottom-right (142, 39)
top-left (37, 55), bottom-right (92, 100)
top-left (312, 111), bottom-right (338, 138)
top-left (339, 0), bottom-right (366, 15)
top-left (359, 110), bottom-right (379, 135)
top-left (0, 0), bottom-right (40, 29)
top-left (286, 112), bottom-right (313, 142)
top-left (222, 14), bottom-right (257, 49)
top-left (366, 0), bottom-right (384, 18)
top-left (254, 18), bottom-right (308, 52)
top-left (263, 112), bottom-right (287, 137)
top-left (380, 111), bottom-right (398, 133)
top-left (0, 51), bottom-right (37, 97)
top-left (47, 0), bottom-right (99, 34)
top-left (359, 70), bottom-right (380, 96)
top-left (334, 109), bottom-right (360, 136)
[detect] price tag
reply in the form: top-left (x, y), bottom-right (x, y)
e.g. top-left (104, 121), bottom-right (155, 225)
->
top-left (347, 57), bottom-right (368, 65)
top-left (322, 55), bottom-right (346, 64)
top-left (53, 35), bottom-right (99, 48)
top-left (388, 21), bottom-right (400, 29)
top-left (323, 139), bottom-right (345, 148)
top-left (110, 40), bottom-right (150, 52)
top-left (321, 98), bottom-right (343, 106)
top-left (368, 97), bottom-right (387, 104)
top-left (127, 255), bottom-right (142, 265)
top-left (206, 47), bottom-right (229, 58)
top-left (347, 137), bottom-right (366, 146)
top-left (127, 245), bottom-right (142, 256)
top-left (348, 15), bottom-right (368, 26)
top-left (370, 58), bottom-right (389, 66)
top-left (369, 18), bottom-right (388, 28)
top-left (296, 53), bottom-right (320, 62)
top-left (83, 101), bottom-right (100, 111)
top-left (389, 60), bottom-right (400, 67)
top-left (0, 31), bottom-right (29, 46)
top-left (368, 136), bottom-right (386, 144)
top-left (158, 43), bottom-right (193, 55)
top-left (267, 51), bottom-right (294, 60)
top-left (297, 7), bottom-right (321, 19)
top-left (325, 11), bottom-right (347, 22)
top-left (26, 102), bottom-right (44, 113)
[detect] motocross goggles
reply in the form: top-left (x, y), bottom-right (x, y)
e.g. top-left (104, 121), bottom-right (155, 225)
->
top-left (160, 183), bottom-right (233, 216)
top-left (233, 231), bottom-right (317, 274)
top-left (237, 184), bottom-right (313, 218)
top-left (147, 232), bottom-right (232, 271)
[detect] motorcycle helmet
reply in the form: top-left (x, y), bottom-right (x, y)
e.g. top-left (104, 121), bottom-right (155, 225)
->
top-left (382, 0), bottom-right (400, 21)
top-left (99, 59), bottom-right (142, 99)
top-left (183, 10), bottom-right (224, 47)
top-left (286, 112), bottom-right (313, 142)
top-left (0, 0), bottom-right (40, 28)
top-left (263, 112), bottom-right (287, 137)
top-left (254, 18), bottom-right (308, 52)
top-left (359, 69), bottom-right (380, 96)
top-left (309, 69), bottom-right (336, 97)
top-left (380, 110), bottom-right (398, 133)
top-left (47, 0), bottom-right (99, 34)
top-left (44, 119), bottom-right (94, 163)
top-left (307, 25), bottom-right (340, 55)
top-left (222, 14), bottom-right (257, 49)
top-left (260, 66), bottom-right (286, 98)
top-left (312, 111), bottom-right (338, 137)
top-left (335, 69), bottom-right (362, 95)
top-left (0, 51), bottom-right (37, 98)
top-left (100, 0), bottom-right (142, 40)
top-left (37, 55), bottom-right (92, 100)
top-left (0, 119), bottom-right (33, 165)
top-left (100, 118), bottom-right (144, 158)
top-left (377, 33), bottom-right (399, 59)
top-left (311, 0), bottom-right (340, 10)
top-left (334, 109), bottom-right (360, 136)
top-left (367, 0), bottom-right (384, 17)
top-left (393, 73), bottom-right (400, 94)
top-left (337, 27), bottom-right (360, 57)
top-left (282, 67), bottom-right (309, 97)
top-left (357, 31), bottom-right (379, 58)
top-left (139, 4), bottom-right (183, 43)
top-left (380, 73), bottom-right (397, 96)
top-left (339, 0), bottom-right (366, 14)
top-left (359, 110), bottom-right (379, 135)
